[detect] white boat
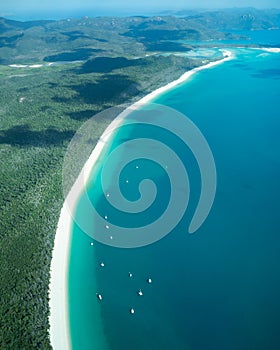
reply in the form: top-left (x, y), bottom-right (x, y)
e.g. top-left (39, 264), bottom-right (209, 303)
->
top-left (96, 294), bottom-right (102, 300)
top-left (137, 289), bottom-right (143, 296)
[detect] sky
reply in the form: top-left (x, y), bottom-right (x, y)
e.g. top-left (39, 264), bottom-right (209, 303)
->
top-left (1, 0), bottom-right (280, 19)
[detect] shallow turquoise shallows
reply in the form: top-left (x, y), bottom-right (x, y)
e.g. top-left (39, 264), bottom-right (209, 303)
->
top-left (68, 41), bottom-right (280, 349)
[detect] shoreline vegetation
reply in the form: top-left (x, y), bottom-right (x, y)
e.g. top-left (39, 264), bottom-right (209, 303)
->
top-left (1, 8), bottom-right (280, 349)
top-left (49, 49), bottom-right (234, 350)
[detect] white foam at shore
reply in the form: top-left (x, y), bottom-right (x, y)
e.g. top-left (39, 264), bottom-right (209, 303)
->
top-left (48, 49), bottom-right (234, 350)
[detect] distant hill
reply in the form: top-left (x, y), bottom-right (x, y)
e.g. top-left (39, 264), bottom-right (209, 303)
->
top-left (0, 8), bottom-right (279, 64)
top-left (183, 8), bottom-right (280, 31)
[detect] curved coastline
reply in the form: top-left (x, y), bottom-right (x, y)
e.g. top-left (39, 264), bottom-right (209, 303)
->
top-left (48, 49), bottom-right (234, 350)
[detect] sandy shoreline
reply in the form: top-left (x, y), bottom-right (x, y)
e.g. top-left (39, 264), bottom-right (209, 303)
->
top-left (48, 49), bottom-right (234, 349)
top-left (260, 47), bottom-right (280, 53)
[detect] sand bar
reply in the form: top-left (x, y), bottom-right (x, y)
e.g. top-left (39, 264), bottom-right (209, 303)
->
top-left (261, 47), bottom-right (280, 53)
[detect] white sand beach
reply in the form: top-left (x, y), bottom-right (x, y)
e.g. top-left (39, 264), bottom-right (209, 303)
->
top-left (251, 47), bottom-right (280, 53)
top-left (29, 64), bottom-right (44, 68)
top-left (8, 63), bottom-right (52, 68)
top-left (8, 64), bottom-right (28, 68)
top-left (48, 49), bottom-right (234, 350)
top-left (261, 47), bottom-right (280, 53)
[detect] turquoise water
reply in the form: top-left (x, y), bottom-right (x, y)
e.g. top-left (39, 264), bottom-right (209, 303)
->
top-left (68, 45), bottom-right (280, 349)
top-left (229, 29), bottom-right (280, 46)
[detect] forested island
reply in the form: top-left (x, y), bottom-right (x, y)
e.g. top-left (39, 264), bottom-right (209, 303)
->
top-left (0, 7), bottom-right (279, 349)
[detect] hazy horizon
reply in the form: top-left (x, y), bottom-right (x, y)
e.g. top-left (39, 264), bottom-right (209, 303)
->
top-left (1, 0), bottom-right (280, 21)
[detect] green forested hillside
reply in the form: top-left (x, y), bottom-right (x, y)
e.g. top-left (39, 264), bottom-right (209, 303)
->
top-left (1, 8), bottom-right (279, 64)
top-left (176, 7), bottom-right (280, 30)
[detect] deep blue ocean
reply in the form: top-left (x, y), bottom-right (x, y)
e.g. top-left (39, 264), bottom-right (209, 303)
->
top-left (68, 38), bottom-right (280, 349)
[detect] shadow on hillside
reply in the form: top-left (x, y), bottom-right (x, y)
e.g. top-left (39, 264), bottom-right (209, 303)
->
top-left (67, 109), bottom-right (97, 121)
top-left (43, 48), bottom-right (104, 62)
top-left (66, 105), bottom-right (126, 122)
top-left (0, 33), bottom-right (24, 48)
top-left (0, 124), bottom-right (75, 147)
top-left (77, 57), bottom-right (144, 74)
top-left (145, 41), bottom-right (191, 52)
top-left (122, 28), bottom-right (200, 41)
top-left (53, 74), bottom-right (140, 105)
top-left (61, 30), bottom-right (90, 41)
top-left (122, 28), bottom-right (200, 52)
